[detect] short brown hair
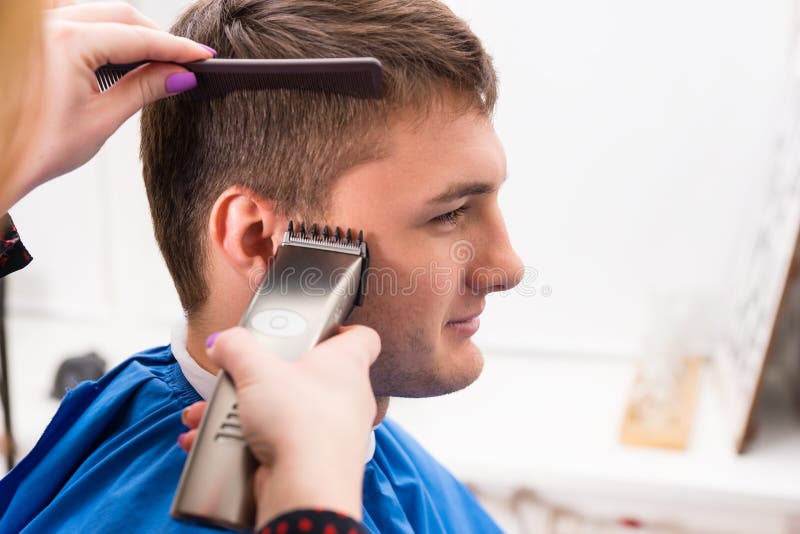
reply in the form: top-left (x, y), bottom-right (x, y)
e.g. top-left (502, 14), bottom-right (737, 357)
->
top-left (141, 0), bottom-right (497, 316)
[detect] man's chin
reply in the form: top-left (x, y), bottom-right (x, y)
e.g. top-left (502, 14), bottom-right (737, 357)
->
top-left (371, 341), bottom-right (485, 398)
top-left (443, 335), bottom-right (484, 376)
top-left (444, 340), bottom-right (485, 393)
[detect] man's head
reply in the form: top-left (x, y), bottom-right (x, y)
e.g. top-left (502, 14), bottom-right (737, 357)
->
top-left (141, 0), bottom-right (522, 398)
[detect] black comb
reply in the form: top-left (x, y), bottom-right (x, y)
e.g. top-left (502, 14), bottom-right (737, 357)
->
top-left (95, 58), bottom-right (382, 100)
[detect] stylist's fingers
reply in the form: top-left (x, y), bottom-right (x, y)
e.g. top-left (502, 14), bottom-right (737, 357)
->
top-left (178, 429), bottom-right (197, 452)
top-left (181, 401), bottom-right (207, 430)
top-left (177, 401), bottom-right (207, 452)
top-left (207, 325), bottom-right (380, 391)
top-left (68, 22), bottom-right (213, 70)
top-left (49, 2), bottom-right (159, 29)
top-left (55, 19), bottom-right (215, 132)
top-left (206, 328), bottom-right (287, 388)
top-left (94, 62), bottom-right (195, 131)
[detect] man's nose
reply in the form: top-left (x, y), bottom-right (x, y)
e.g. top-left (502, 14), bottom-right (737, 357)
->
top-left (465, 217), bottom-right (524, 295)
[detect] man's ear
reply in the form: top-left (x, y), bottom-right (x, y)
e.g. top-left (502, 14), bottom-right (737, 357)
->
top-left (208, 186), bottom-right (284, 279)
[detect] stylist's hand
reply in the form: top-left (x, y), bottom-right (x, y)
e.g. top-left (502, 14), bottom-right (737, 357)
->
top-left (183, 325), bottom-right (380, 526)
top-left (6, 2), bottom-right (214, 210)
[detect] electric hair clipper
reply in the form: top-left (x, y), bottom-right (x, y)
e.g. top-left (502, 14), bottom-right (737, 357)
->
top-left (171, 221), bottom-right (369, 531)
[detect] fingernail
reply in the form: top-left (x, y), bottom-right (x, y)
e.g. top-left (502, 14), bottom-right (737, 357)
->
top-left (181, 408), bottom-right (189, 426)
top-left (177, 432), bottom-right (188, 448)
top-left (165, 72), bottom-right (197, 94)
top-left (206, 331), bottom-right (220, 348)
top-left (199, 44), bottom-right (217, 56)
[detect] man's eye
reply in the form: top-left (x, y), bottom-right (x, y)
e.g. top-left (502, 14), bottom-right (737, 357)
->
top-left (432, 206), bottom-right (468, 225)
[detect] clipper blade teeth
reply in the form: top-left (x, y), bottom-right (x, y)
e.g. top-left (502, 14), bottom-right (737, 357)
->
top-left (285, 220), bottom-right (364, 254)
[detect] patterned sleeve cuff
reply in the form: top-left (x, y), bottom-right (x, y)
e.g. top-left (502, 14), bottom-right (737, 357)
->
top-left (258, 509), bottom-right (368, 534)
top-left (0, 213), bottom-right (32, 277)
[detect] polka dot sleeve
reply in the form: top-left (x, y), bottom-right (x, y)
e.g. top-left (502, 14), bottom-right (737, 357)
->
top-left (257, 509), bottom-right (368, 534)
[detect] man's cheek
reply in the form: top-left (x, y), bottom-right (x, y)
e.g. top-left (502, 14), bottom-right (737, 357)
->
top-left (401, 266), bottom-right (427, 296)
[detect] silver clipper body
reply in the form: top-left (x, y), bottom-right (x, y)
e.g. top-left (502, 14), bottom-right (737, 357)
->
top-left (171, 222), bottom-right (369, 531)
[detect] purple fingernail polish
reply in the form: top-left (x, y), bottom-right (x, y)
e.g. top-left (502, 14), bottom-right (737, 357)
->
top-left (206, 331), bottom-right (220, 348)
top-left (199, 44), bottom-right (217, 56)
top-left (165, 72), bottom-right (197, 94)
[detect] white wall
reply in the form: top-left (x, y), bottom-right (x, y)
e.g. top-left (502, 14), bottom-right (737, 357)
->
top-left (465, 0), bottom-right (794, 355)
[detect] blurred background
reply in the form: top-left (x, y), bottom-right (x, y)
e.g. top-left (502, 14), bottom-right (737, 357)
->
top-left (4, 0), bottom-right (800, 532)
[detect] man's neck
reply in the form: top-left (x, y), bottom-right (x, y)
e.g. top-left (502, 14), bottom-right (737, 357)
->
top-left (186, 321), bottom-right (390, 426)
top-left (374, 396), bottom-right (390, 426)
top-left (186, 321), bottom-right (220, 375)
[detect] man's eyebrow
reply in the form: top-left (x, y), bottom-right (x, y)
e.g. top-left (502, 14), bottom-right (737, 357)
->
top-left (426, 177), bottom-right (507, 205)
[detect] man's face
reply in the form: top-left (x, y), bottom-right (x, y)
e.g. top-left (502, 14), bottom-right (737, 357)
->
top-left (328, 102), bottom-right (524, 398)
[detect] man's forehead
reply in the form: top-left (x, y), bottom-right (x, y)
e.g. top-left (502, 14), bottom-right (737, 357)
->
top-left (329, 108), bottom-right (505, 206)
top-left (386, 101), bottom-right (492, 137)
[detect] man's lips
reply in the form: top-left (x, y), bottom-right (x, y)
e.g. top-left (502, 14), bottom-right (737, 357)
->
top-left (445, 308), bottom-right (484, 337)
top-left (446, 311), bottom-right (482, 324)
top-left (447, 302), bottom-right (485, 325)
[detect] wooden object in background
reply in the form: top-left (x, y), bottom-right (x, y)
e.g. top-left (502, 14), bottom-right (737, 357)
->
top-left (620, 356), bottom-right (703, 450)
top-left (713, 2), bottom-right (800, 453)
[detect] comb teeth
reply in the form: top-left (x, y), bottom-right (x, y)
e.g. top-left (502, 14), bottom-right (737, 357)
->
top-left (94, 58), bottom-right (382, 100)
top-left (96, 65), bottom-right (127, 92)
top-left (284, 220), bottom-right (363, 252)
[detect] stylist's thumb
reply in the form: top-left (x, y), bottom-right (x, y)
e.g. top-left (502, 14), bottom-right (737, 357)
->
top-left (309, 325), bottom-right (381, 369)
top-left (205, 327), bottom-right (286, 388)
top-left (98, 62), bottom-right (197, 133)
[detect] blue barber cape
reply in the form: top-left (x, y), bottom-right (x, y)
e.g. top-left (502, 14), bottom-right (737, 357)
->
top-left (0, 345), bottom-right (501, 533)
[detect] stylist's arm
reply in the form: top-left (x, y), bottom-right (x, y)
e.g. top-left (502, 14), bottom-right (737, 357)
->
top-left (192, 325), bottom-right (380, 531)
top-left (1, 1), bottom-right (214, 214)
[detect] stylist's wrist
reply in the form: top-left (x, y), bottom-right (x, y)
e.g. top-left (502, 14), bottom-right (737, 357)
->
top-left (256, 458), bottom-right (364, 527)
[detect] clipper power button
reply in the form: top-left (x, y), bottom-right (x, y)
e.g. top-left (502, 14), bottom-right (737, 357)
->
top-left (250, 309), bottom-right (307, 337)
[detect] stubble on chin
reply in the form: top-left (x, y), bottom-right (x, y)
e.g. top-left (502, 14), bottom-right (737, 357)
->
top-left (368, 325), bottom-right (484, 398)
